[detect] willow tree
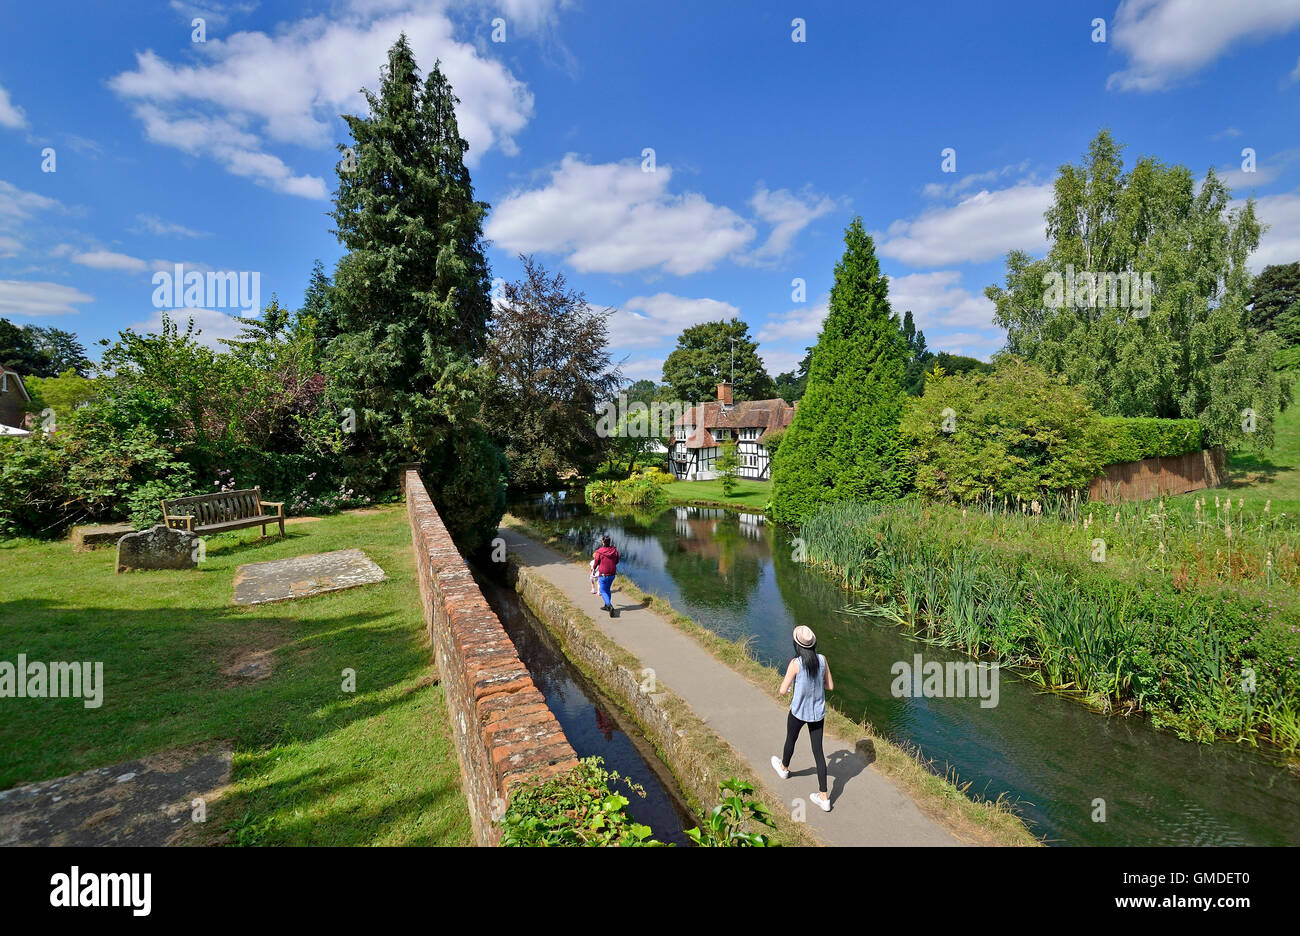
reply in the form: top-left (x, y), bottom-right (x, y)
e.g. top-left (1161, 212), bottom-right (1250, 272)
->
top-left (326, 35), bottom-right (504, 549)
top-left (986, 129), bottom-right (1288, 449)
top-left (770, 218), bottom-right (911, 523)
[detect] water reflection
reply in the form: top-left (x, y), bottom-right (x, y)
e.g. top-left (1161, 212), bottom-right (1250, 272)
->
top-left (512, 495), bottom-right (1300, 847)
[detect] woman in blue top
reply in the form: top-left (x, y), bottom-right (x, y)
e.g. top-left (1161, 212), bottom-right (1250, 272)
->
top-left (771, 625), bottom-right (833, 812)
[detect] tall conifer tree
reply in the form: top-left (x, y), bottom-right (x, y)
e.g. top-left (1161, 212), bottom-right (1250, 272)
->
top-left (326, 35), bottom-right (503, 548)
top-left (770, 218), bottom-right (911, 523)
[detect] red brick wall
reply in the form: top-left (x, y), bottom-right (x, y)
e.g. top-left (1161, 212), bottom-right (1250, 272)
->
top-left (405, 470), bottom-right (578, 845)
top-left (1089, 447), bottom-right (1227, 504)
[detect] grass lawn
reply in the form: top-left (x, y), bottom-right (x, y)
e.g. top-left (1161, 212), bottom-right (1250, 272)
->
top-left (665, 478), bottom-right (771, 509)
top-left (1225, 383), bottom-right (1300, 511)
top-left (0, 507), bottom-right (471, 846)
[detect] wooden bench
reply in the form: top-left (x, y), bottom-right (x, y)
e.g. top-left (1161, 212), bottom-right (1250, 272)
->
top-left (161, 487), bottom-right (285, 537)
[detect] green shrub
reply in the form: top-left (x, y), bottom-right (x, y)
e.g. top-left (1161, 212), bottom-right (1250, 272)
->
top-left (900, 356), bottom-right (1108, 502)
top-left (638, 466), bottom-right (675, 486)
top-left (685, 777), bottom-right (778, 847)
top-left (1096, 416), bottom-right (1204, 463)
top-left (500, 758), bottom-right (661, 846)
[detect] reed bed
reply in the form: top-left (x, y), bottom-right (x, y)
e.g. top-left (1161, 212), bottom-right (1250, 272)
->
top-left (801, 499), bottom-right (1300, 754)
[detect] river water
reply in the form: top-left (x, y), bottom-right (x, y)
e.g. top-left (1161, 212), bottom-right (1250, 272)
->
top-left (513, 493), bottom-right (1300, 847)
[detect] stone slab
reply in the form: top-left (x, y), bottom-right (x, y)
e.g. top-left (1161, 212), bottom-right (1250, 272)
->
top-left (232, 548), bottom-right (386, 605)
top-left (0, 745), bottom-right (232, 846)
top-left (115, 524), bottom-right (199, 573)
top-left (71, 523), bottom-right (136, 552)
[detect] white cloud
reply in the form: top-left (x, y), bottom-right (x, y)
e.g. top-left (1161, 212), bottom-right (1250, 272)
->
top-left (169, 0), bottom-right (259, 27)
top-left (111, 0), bottom-right (549, 197)
top-left (757, 301), bottom-right (827, 343)
top-left (877, 183), bottom-right (1052, 267)
top-left (616, 356), bottom-right (666, 382)
top-left (745, 186), bottom-right (837, 262)
top-left (1250, 190), bottom-right (1300, 270)
top-left (930, 331), bottom-right (1002, 360)
top-left (921, 161), bottom-right (1032, 200)
top-left (0, 180), bottom-right (61, 228)
top-left (135, 214), bottom-right (212, 238)
top-left (0, 236), bottom-right (21, 258)
top-left (1107, 0), bottom-right (1300, 92)
top-left (760, 347), bottom-right (807, 379)
top-left (1293, 54), bottom-right (1300, 81)
top-left (0, 280), bottom-right (93, 317)
top-left (0, 85), bottom-right (26, 129)
top-left (71, 250), bottom-right (150, 273)
top-left (487, 156), bottom-right (755, 274)
top-left (887, 271), bottom-right (995, 331)
top-left (129, 307), bottom-right (246, 349)
top-left (612, 293), bottom-right (740, 346)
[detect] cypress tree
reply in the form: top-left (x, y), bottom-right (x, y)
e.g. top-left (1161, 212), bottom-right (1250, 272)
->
top-left (770, 218), bottom-right (911, 523)
top-left (326, 35), bottom-right (503, 549)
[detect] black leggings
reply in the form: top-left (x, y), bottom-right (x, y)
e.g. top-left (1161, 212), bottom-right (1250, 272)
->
top-left (782, 711), bottom-right (827, 793)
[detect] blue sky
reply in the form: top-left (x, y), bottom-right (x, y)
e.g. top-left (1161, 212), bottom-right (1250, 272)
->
top-left (2, 0), bottom-right (1299, 383)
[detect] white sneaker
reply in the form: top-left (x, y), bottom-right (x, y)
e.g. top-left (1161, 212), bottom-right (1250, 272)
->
top-left (770, 756), bottom-right (789, 779)
top-left (810, 792), bottom-right (831, 812)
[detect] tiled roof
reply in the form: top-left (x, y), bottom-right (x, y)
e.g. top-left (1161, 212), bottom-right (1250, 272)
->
top-left (675, 398), bottom-right (794, 449)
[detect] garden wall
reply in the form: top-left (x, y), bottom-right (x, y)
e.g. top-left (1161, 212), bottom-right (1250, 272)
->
top-left (405, 470), bottom-right (578, 845)
top-left (1089, 447), bottom-right (1226, 503)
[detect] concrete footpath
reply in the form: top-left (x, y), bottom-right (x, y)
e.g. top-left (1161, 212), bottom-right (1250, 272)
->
top-left (499, 526), bottom-right (960, 847)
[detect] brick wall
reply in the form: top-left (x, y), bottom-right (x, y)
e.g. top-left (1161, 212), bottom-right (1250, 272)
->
top-left (1089, 447), bottom-right (1227, 504)
top-left (405, 470), bottom-right (578, 845)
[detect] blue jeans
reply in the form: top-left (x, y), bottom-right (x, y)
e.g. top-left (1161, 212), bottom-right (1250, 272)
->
top-left (598, 574), bottom-right (615, 607)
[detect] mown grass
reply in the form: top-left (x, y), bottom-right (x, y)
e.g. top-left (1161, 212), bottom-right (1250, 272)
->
top-left (0, 507), bottom-right (471, 846)
top-left (664, 478), bottom-right (772, 510)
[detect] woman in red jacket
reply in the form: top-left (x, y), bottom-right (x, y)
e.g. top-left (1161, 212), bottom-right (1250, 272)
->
top-left (592, 534), bottom-right (620, 615)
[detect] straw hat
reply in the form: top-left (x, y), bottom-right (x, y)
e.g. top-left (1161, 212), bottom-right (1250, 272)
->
top-left (793, 625), bottom-right (816, 648)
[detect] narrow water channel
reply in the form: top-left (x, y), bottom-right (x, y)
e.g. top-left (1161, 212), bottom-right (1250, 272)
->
top-left (513, 492), bottom-right (1300, 847)
top-left (473, 567), bottom-right (695, 845)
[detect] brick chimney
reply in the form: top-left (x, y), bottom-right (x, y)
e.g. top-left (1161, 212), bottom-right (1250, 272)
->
top-left (717, 382), bottom-right (733, 406)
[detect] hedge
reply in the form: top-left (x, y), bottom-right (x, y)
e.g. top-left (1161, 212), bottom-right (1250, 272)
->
top-left (1096, 417), bottom-right (1203, 464)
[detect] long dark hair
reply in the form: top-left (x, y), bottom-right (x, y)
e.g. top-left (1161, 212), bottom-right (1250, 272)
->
top-left (794, 638), bottom-right (819, 675)
top-left (600, 534), bottom-right (611, 548)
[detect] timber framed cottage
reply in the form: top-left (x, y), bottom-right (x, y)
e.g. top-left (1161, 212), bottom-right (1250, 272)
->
top-left (670, 382), bottom-right (795, 481)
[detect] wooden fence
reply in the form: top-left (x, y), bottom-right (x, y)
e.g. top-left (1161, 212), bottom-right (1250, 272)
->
top-left (1088, 447), bottom-right (1227, 504)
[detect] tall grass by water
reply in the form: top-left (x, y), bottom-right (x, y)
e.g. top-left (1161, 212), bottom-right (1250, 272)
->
top-left (800, 500), bottom-right (1300, 754)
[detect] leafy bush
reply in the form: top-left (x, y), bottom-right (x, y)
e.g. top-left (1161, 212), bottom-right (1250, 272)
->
top-left (0, 399), bottom-right (197, 536)
top-left (638, 466), bottom-right (675, 486)
top-left (1096, 416), bottom-right (1204, 464)
top-left (500, 758), bottom-right (661, 846)
top-left (585, 473), bottom-right (668, 509)
top-left (900, 356), bottom-right (1109, 502)
top-left (685, 778), bottom-right (778, 847)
